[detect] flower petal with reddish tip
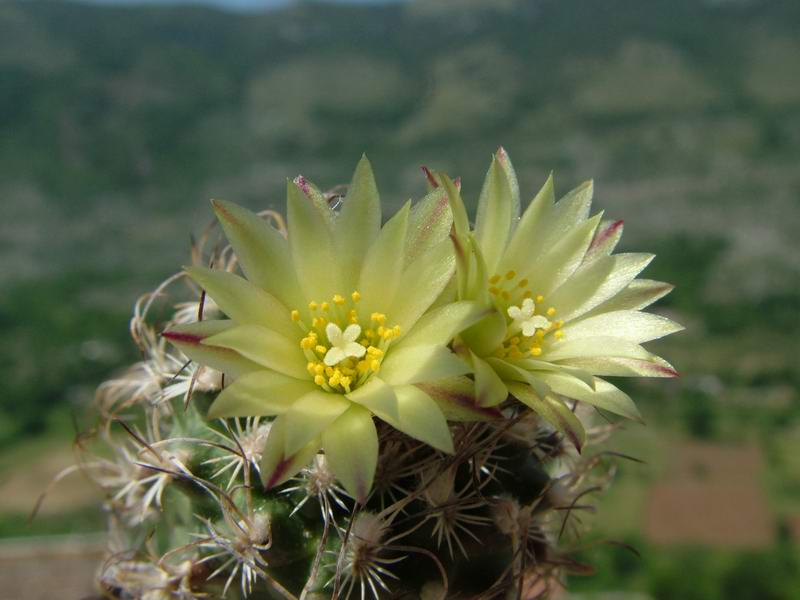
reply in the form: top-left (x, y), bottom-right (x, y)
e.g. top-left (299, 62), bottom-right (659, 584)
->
top-left (405, 187), bottom-right (453, 266)
top-left (162, 320), bottom-right (263, 378)
top-left (508, 382), bottom-right (586, 452)
top-left (561, 355), bottom-right (678, 379)
top-left (322, 404), bottom-right (378, 503)
top-left (417, 377), bottom-right (503, 422)
top-left (261, 415), bottom-right (321, 490)
top-left (584, 219), bottom-right (624, 265)
top-left (533, 371), bottom-right (643, 423)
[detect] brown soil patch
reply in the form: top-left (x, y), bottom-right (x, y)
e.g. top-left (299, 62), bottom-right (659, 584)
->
top-left (645, 442), bottom-right (772, 548)
top-left (0, 446), bottom-right (101, 515)
top-left (0, 535), bottom-right (104, 600)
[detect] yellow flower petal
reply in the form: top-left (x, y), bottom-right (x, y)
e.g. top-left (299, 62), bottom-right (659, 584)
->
top-left (322, 404), bottom-right (378, 503)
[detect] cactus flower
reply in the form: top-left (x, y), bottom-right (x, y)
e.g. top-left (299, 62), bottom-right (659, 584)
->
top-left (438, 149), bottom-right (683, 448)
top-left (163, 157), bottom-right (489, 501)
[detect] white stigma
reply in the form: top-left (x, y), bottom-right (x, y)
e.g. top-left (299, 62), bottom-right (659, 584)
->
top-left (507, 298), bottom-right (550, 337)
top-left (324, 323), bottom-right (366, 366)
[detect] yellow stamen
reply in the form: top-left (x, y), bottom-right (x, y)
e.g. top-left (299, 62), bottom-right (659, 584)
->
top-left (370, 359), bottom-right (381, 371)
top-left (546, 307), bottom-right (556, 317)
top-left (554, 330), bottom-right (564, 339)
top-left (489, 274), bottom-right (501, 284)
top-left (351, 290), bottom-right (361, 302)
top-left (505, 270), bottom-right (516, 280)
top-left (332, 294), bottom-right (345, 305)
top-left (291, 309), bottom-right (301, 321)
top-left (321, 302), bottom-right (329, 311)
top-left (530, 346), bottom-right (542, 356)
top-left (308, 301), bottom-right (318, 311)
top-left (314, 375), bottom-right (325, 386)
top-left (315, 345), bottom-right (327, 355)
top-left (518, 278), bottom-right (529, 287)
top-left (536, 295), bottom-right (544, 303)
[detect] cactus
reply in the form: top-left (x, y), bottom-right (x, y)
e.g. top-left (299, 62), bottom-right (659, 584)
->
top-left (81, 151), bottom-right (679, 599)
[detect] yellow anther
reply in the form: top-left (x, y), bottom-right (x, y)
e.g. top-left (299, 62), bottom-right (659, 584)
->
top-left (291, 309), bottom-right (301, 321)
top-left (325, 367), bottom-right (335, 377)
top-left (370, 359), bottom-right (381, 372)
top-left (340, 376), bottom-right (352, 390)
top-left (351, 291), bottom-right (361, 302)
top-left (530, 346), bottom-right (542, 356)
top-left (300, 337), bottom-right (314, 349)
top-left (308, 301), bottom-right (318, 311)
top-left (377, 326), bottom-right (386, 337)
top-left (510, 336), bottom-right (521, 345)
top-left (489, 274), bottom-right (502, 284)
top-left (321, 302), bottom-right (329, 311)
top-left (546, 307), bottom-right (557, 317)
top-left (536, 295), bottom-right (544, 303)
top-left (333, 294), bottom-right (345, 305)
top-left (505, 270), bottom-right (516, 280)
top-left (489, 287), bottom-right (500, 295)
top-left (393, 325), bottom-right (401, 337)
top-left (556, 320), bottom-right (564, 329)
top-left (367, 346), bottom-right (383, 357)
top-left (314, 374), bottom-right (326, 386)
top-left (365, 328), bottom-right (375, 339)
top-left (371, 312), bottom-right (386, 324)
top-left (329, 371), bottom-right (341, 386)
top-left (382, 328), bottom-right (394, 340)
top-left (518, 278), bottom-right (529, 287)
top-left (554, 331), bottom-right (564, 339)
top-left (348, 309), bottom-right (358, 324)
top-left (314, 364), bottom-right (325, 376)
top-left (312, 316), bottom-right (323, 328)
top-left (536, 330), bottom-right (545, 339)
top-left (307, 362), bottom-right (316, 373)
top-left (315, 345), bottom-right (327, 355)
top-left (522, 290), bottom-right (532, 299)
top-left (357, 360), bottom-right (370, 373)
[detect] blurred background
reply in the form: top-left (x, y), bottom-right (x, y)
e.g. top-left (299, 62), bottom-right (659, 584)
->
top-left (1, 0), bottom-right (798, 597)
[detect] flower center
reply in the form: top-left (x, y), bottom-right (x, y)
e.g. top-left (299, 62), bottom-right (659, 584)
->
top-left (487, 270), bottom-right (564, 360)
top-left (291, 291), bottom-right (401, 393)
